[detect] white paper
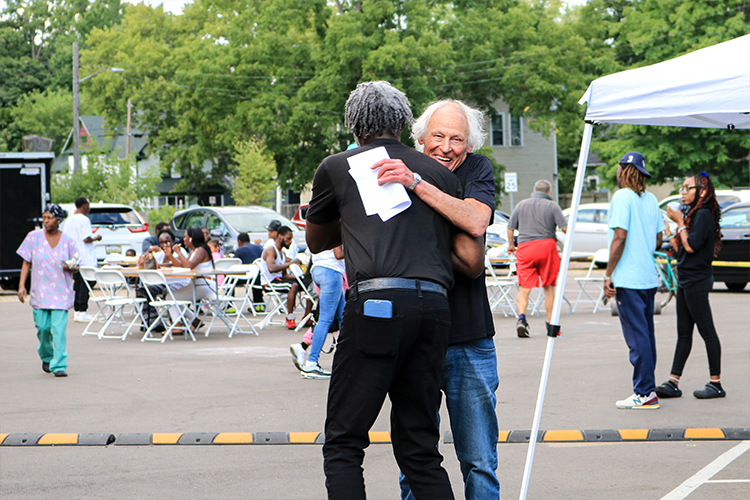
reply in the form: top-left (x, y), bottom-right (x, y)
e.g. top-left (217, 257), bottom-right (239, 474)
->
top-left (347, 146), bottom-right (412, 222)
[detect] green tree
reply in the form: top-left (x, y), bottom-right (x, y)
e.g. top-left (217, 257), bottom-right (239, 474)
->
top-left (230, 138), bottom-right (277, 206)
top-left (8, 88), bottom-right (73, 153)
top-left (52, 141), bottom-right (161, 204)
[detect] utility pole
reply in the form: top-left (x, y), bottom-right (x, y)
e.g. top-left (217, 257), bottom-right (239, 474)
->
top-left (72, 42), bottom-right (80, 174)
top-left (126, 99), bottom-right (132, 156)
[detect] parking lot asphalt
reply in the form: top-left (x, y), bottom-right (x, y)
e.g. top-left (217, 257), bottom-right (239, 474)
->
top-left (1, 265), bottom-right (748, 500)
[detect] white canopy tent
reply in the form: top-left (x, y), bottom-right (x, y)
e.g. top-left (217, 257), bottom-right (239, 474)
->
top-left (519, 33), bottom-right (750, 499)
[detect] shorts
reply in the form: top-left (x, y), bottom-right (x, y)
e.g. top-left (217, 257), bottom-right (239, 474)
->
top-left (516, 238), bottom-right (560, 289)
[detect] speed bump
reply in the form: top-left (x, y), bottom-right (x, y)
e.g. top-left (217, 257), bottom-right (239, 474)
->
top-left (2, 428), bottom-right (748, 446)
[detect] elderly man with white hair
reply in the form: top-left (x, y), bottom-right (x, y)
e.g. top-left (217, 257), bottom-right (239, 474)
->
top-left (307, 82), bottom-right (485, 500)
top-left (374, 100), bottom-right (500, 500)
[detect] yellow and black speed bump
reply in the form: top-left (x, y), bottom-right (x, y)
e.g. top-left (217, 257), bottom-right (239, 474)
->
top-left (2, 429), bottom-right (749, 446)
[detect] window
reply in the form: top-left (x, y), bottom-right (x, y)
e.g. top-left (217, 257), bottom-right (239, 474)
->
top-left (491, 113), bottom-right (504, 147)
top-left (510, 116), bottom-right (523, 147)
top-left (183, 211), bottom-right (206, 229)
top-left (721, 207), bottom-right (750, 228)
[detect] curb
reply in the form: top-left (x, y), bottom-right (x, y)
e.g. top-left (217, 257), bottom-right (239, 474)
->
top-left (2, 429), bottom-right (748, 447)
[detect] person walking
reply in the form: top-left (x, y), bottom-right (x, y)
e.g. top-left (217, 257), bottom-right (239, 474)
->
top-left (17, 204), bottom-right (79, 378)
top-left (507, 180), bottom-right (567, 337)
top-left (656, 172), bottom-right (726, 400)
top-left (290, 246), bottom-right (345, 380)
top-left (63, 196), bottom-right (102, 323)
top-left (604, 152), bottom-right (665, 410)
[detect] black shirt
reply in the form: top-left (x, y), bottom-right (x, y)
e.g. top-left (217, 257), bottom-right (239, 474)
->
top-left (307, 138), bottom-right (462, 290)
top-left (676, 208), bottom-right (715, 287)
top-left (448, 153), bottom-right (496, 344)
top-left (235, 243), bottom-right (263, 264)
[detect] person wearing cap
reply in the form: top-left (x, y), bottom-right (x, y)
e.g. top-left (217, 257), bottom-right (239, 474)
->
top-left (604, 152), bottom-right (665, 410)
top-left (16, 204), bottom-right (79, 378)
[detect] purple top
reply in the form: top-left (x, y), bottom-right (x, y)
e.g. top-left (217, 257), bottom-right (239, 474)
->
top-left (16, 230), bottom-right (78, 310)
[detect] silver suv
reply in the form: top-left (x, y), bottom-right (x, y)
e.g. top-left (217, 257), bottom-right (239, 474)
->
top-left (169, 206), bottom-right (306, 255)
top-left (60, 202), bottom-right (150, 261)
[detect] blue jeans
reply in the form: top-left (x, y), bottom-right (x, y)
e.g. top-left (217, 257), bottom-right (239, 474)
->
top-left (308, 266), bottom-right (345, 365)
top-left (616, 287), bottom-right (657, 396)
top-left (400, 336), bottom-right (500, 500)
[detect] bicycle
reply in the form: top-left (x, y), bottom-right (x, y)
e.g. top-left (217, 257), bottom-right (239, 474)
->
top-left (610, 251), bottom-right (678, 316)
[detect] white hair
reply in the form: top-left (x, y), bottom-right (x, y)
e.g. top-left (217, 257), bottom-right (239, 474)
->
top-left (534, 179), bottom-right (552, 193)
top-left (411, 99), bottom-right (486, 152)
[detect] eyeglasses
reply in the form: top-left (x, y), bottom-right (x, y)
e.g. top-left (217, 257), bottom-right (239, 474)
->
top-left (679, 185), bottom-right (698, 193)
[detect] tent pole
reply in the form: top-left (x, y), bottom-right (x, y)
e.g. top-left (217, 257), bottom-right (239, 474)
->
top-left (518, 122), bottom-right (594, 500)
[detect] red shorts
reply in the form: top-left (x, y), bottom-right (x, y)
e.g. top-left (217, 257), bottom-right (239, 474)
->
top-left (515, 238), bottom-right (560, 289)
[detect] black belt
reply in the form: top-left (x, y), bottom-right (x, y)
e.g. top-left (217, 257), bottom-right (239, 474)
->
top-left (354, 278), bottom-right (447, 297)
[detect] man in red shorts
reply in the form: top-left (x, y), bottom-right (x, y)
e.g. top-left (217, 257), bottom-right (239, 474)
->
top-left (507, 179), bottom-right (567, 337)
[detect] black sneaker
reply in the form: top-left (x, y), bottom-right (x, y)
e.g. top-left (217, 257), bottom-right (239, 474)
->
top-left (54, 370), bottom-right (68, 378)
top-left (42, 361), bottom-right (51, 373)
top-left (655, 381), bottom-right (682, 398)
top-left (694, 382), bottom-right (726, 399)
top-left (516, 318), bottom-right (530, 338)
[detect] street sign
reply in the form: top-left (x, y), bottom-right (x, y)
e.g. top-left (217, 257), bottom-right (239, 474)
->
top-left (505, 172), bottom-right (518, 192)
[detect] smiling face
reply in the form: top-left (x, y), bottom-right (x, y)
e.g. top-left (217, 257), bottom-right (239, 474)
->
top-left (419, 104), bottom-right (471, 172)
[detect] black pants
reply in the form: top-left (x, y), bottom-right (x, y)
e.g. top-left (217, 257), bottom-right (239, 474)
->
top-left (323, 288), bottom-right (454, 500)
top-left (671, 276), bottom-right (722, 377)
top-left (73, 272), bottom-right (93, 312)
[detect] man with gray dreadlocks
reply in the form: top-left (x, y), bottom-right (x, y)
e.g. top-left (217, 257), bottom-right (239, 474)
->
top-left (307, 81), bottom-right (484, 500)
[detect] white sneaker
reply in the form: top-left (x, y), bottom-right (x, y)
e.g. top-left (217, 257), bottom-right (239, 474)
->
top-left (300, 361), bottom-right (331, 380)
top-left (290, 343), bottom-right (307, 371)
top-left (77, 311), bottom-right (94, 323)
top-left (616, 391), bottom-right (660, 409)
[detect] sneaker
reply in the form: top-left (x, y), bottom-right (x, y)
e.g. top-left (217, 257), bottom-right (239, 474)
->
top-left (285, 317), bottom-right (297, 330)
top-left (300, 361), bottom-right (331, 380)
top-left (42, 361), bottom-right (51, 373)
top-left (655, 381), bottom-right (682, 398)
top-left (74, 311), bottom-right (93, 323)
top-left (253, 304), bottom-right (266, 313)
top-left (516, 318), bottom-right (530, 338)
top-left (54, 370), bottom-right (68, 378)
top-left (693, 382), bottom-right (726, 399)
top-left (290, 343), bottom-right (307, 371)
top-left (225, 307), bottom-right (236, 314)
top-left (616, 392), bottom-right (660, 409)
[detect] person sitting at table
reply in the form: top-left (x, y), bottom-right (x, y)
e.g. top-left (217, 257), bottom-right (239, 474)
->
top-left (164, 227), bottom-right (215, 333)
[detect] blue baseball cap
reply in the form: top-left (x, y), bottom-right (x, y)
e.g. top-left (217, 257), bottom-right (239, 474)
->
top-left (619, 151), bottom-right (651, 178)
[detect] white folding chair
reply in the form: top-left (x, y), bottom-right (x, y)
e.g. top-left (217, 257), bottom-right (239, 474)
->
top-left (255, 259), bottom-right (294, 329)
top-left (138, 270), bottom-right (195, 342)
top-left (92, 270), bottom-right (146, 341)
top-left (78, 266), bottom-right (109, 337)
top-left (289, 263), bottom-right (318, 332)
top-left (214, 257), bottom-right (242, 271)
top-left (485, 256), bottom-right (518, 318)
top-left (572, 248), bottom-right (609, 313)
top-left (206, 264), bottom-right (260, 337)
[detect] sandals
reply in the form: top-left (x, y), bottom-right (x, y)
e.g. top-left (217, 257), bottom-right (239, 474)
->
top-left (655, 381), bottom-right (682, 398)
top-left (693, 383), bottom-right (726, 399)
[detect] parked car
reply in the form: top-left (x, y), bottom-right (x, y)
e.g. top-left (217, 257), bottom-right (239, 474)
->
top-left (659, 188), bottom-right (750, 213)
top-left (169, 206), bottom-right (306, 256)
top-left (292, 203), bottom-right (308, 230)
top-left (486, 210), bottom-right (509, 254)
top-left (714, 201), bottom-right (750, 291)
top-left (59, 202), bottom-right (150, 262)
top-left (555, 203), bottom-right (610, 255)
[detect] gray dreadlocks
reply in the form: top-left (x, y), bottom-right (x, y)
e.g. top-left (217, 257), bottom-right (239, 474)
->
top-left (344, 81), bottom-right (413, 143)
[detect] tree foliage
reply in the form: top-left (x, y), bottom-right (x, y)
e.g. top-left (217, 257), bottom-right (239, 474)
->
top-left (230, 138), bottom-right (277, 206)
top-left (51, 142), bottom-right (161, 205)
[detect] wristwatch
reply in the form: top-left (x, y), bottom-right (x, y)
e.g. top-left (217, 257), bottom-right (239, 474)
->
top-left (407, 172), bottom-right (422, 191)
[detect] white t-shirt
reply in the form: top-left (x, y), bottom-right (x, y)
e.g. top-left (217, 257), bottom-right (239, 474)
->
top-left (311, 249), bottom-right (345, 275)
top-left (63, 212), bottom-right (96, 266)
